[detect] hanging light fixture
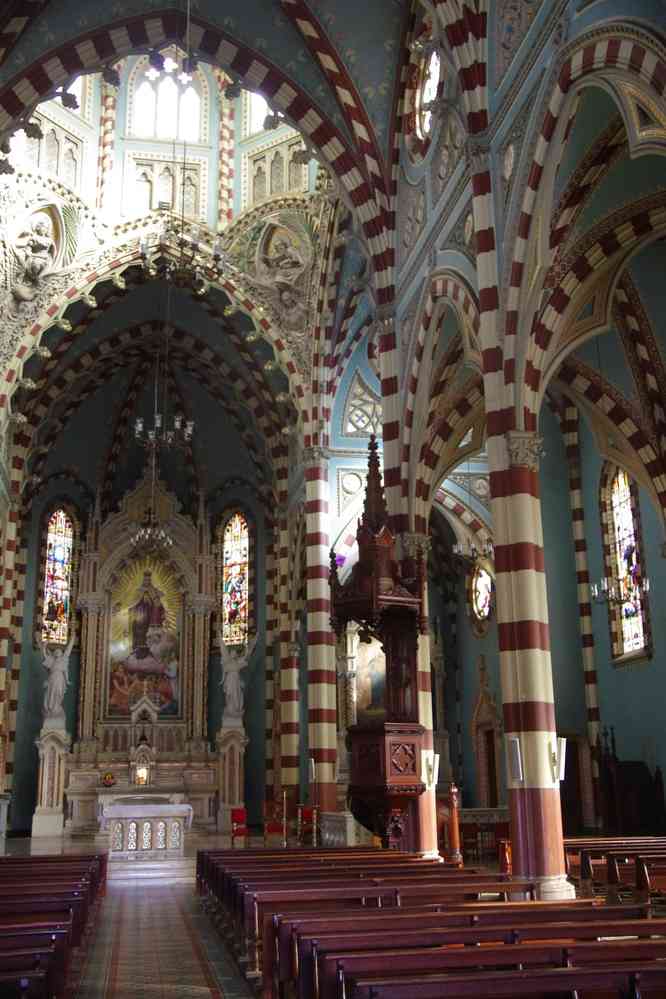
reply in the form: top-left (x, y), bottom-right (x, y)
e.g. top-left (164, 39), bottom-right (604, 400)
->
top-left (134, 285), bottom-right (195, 451)
top-left (451, 454), bottom-right (493, 564)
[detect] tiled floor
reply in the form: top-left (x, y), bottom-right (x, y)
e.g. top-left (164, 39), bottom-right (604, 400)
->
top-left (76, 883), bottom-right (253, 999)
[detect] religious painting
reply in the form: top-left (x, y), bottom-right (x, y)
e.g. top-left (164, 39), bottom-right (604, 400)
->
top-left (107, 557), bottom-right (181, 717)
top-left (41, 508), bottom-right (75, 645)
top-left (356, 637), bottom-right (387, 724)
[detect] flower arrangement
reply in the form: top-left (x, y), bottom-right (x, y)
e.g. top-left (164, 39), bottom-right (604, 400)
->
top-left (101, 771), bottom-right (116, 787)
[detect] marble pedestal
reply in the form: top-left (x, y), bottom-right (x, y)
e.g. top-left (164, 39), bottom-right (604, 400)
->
top-left (32, 726), bottom-right (70, 837)
top-left (216, 724), bottom-right (247, 832)
top-left (101, 797), bottom-right (193, 861)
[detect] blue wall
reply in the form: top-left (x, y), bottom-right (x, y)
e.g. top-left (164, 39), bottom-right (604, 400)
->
top-left (578, 412), bottom-right (666, 773)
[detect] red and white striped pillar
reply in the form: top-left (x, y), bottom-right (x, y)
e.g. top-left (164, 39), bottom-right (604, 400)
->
top-left (491, 429), bottom-right (574, 899)
top-left (264, 539), bottom-right (276, 797)
top-left (277, 508), bottom-right (299, 799)
top-left (303, 445), bottom-right (337, 813)
top-left (561, 403), bottom-right (601, 827)
top-left (402, 531), bottom-right (439, 857)
top-left (96, 77), bottom-right (118, 213)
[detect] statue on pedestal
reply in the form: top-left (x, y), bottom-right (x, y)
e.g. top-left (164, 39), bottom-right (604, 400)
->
top-left (38, 634), bottom-right (75, 728)
top-left (217, 630), bottom-right (257, 726)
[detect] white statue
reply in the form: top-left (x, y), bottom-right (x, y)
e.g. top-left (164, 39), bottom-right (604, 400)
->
top-left (217, 630), bottom-right (257, 725)
top-left (12, 215), bottom-right (57, 304)
top-left (38, 634), bottom-right (74, 726)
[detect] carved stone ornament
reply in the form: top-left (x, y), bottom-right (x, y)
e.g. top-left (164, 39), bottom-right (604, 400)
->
top-left (506, 430), bottom-right (545, 470)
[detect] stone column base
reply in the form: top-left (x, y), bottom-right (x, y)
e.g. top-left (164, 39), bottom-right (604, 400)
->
top-left (534, 874), bottom-right (577, 900)
top-left (32, 807), bottom-right (65, 837)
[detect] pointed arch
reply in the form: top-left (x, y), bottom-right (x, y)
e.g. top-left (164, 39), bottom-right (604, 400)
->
top-left (599, 462), bottom-right (651, 662)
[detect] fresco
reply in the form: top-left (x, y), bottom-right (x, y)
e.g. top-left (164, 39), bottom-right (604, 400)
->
top-left (107, 557), bottom-right (181, 717)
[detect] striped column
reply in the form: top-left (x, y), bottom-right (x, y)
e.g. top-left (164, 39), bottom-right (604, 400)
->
top-left (303, 445), bottom-right (337, 813)
top-left (561, 403), bottom-right (601, 828)
top-left (278, 507), bottom-right (299, 797)
top-left (403, 531), bottom-right (438, 856)
top-left (448, 596), bottom-right (463, 784)
top-left (491, 430), bottom-right (574, 899)
top-left (214, 69), bottom-right (235, 229)
top-left (264, 538), bottom-right (276, 798)
top-left (96, 78), bottom-right (118, 213)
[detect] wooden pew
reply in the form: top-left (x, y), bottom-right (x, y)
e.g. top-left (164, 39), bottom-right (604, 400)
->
top-left (248, 877), bottom-right (537, 985)
top-left (0, 968), bottom-right (48, 998)
top-left (319, 930), bottom-right (666, 999)
top-left (349, 962), bottom-right (666, 998)
top-left (269, 899), bottom-right (610, 999)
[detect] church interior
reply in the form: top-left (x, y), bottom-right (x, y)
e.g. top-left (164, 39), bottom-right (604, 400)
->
top-left (0, 0), bottom-right (666, 996)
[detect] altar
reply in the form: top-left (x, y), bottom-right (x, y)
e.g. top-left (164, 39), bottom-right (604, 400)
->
top-left (101, 794), bottom-right (193, 861)
top-left (61, 476), bottom-right (223, 838)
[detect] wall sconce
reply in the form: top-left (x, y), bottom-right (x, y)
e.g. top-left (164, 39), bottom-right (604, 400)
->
top-left (507, 736), bottom-right (524, 783)
top-left (550, 737), bottom-right (567, 783)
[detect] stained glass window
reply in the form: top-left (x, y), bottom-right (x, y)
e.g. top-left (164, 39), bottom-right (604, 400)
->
top-left (41, 509), bottom-right (74, 645)
top-left (223, 513), bottom-right (249, 645)
top-left (610, 469), bottom-right (646, 654)
top-left (471, 566), bottom-right (492, 622)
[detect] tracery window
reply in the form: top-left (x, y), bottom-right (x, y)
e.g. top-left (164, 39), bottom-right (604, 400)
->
top-left (608, 468), bottom-right (648, 656)
top-left (221, 513), bottom-right (250, 645)
top-left (130, 53), bottom-right (203, 142)
top-left (41, 509), bottom-right (75, 645)
top-left (343, 372), bottom-right (383, 438)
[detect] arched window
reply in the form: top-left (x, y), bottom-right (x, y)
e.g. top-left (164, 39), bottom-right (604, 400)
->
top-left (415, 49), bottom-right (441, 141)
top-left (221, 513), bottom-right (250, 645)
top-left (41, 508), bottom-right (75, 645)
top-left (130, 52), bottom-right (204, 142)
top-left (605, 468), bottom-right (649, 657)
top-left (247, 92), bottom-right (269, 136)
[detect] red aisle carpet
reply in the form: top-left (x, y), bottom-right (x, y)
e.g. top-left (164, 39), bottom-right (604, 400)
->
top-left (76, 883), bottom-right (252, 998)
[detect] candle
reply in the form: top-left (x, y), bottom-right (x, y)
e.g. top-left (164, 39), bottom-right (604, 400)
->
top-left (309, 757), bottom-right (316, 784)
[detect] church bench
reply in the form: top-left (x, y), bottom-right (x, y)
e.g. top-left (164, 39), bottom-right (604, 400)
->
top-left (327, 938), bottom-right (666, 999)
top-left (0, 854), bottom-right (107, 895)
top-left (312, 925), bottom-right (666, 999)
top-left (287, 910), bottom-right (661, 999)
top-left (247, 878), bottom-right (538, 982)
top-left (348, 962), bottom-right (666, 998)
top-left (0, 945), bottom-right (57, 999)
top-left (225, 864), bottom-right (487, 922)
top-left (196, 848), bottom-right (423, 894)
top-left (201, 850), bottom-right (440, 900)
top-left (0, 968), bottom-right (48, 998)
top-left (565, 838), bottom-right (666, 879)
top-left (0, 928), bottom-right (71, 999)
top-left (268, 900), bottom-right (606, 999)
top-left (0, 896), bottom-right (86, 947)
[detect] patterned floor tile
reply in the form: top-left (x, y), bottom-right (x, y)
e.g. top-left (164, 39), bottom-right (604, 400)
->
top-left (75, 884), bottom-right (253, 998)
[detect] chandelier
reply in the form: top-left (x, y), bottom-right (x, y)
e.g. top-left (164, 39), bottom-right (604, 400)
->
top-left (591, 573), bottom-right (649, 606)
top-left (452, 538), bottom-right (494, 564)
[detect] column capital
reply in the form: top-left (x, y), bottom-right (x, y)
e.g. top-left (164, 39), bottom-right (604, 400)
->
top-left (505, 430), bottom-right (545, 471)
top-left (303, 445), bottom-right (330, 467)
top-left (77, 595), bottom-right (106, 614)
top-left (187, 594), bottom-right (216, 616)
